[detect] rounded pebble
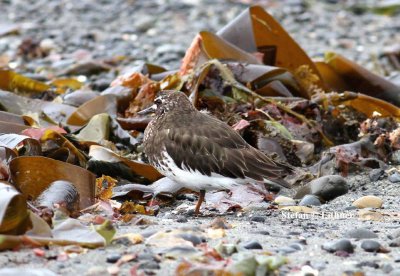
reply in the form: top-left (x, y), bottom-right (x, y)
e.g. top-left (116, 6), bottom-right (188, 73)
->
top-left (353, 195), bottom-right (383, 209)
top-left (289, 243), bottom-right (304, 251)
top-left (382, 263), bottom-right (394, 273)
top-left (369, 169), bottom-right (384, 181)
top-left (322, 239), bottom-right (354, 254)
top-left (243, 241), bottom-right (263, 250)
top-left (299, 195), bottom-right (321, 206)
top-left (250, 216), bottom-right (266, 223)
top-left (389, 172), bottom-right (400, 183)
top-left (294, 175), bottom-right (348, 201)
top-left (274, 196), bottom-right (295, 206)
top-left (176, 216), bottom-right (188, 223)
top-left (177, 233), bottom-right (205, 246)
top-left (106, 253), bottom-right (121, 263)
top-left (277, 246), bottom-right (297, 254)
top-left (389, 228), bottom-right (400, 239)
top-left (361, 240), bottom-right (381, 252)
top-left (138, 261), bottom-right (160, 270)
top-left (344, 228), bottom-right (378, 239)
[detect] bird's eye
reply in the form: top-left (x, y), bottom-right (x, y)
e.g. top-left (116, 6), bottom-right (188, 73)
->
top-left (154, 98), bottom-right (162, 105)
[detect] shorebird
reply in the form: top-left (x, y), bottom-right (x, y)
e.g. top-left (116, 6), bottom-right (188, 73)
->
top-left (140, 91), bottom-right (292, 214)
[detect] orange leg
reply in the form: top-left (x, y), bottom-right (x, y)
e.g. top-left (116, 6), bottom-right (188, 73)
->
top-left (195, 190), bottom-right (205, 215)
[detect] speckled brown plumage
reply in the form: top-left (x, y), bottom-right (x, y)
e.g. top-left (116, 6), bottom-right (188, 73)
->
top-left (142, 91), bottom-right (292, 213)
top-left (144, 92), bottom-right (290, 186)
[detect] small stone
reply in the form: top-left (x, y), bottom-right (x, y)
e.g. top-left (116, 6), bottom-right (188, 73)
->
top-left (389, 172), bottom-right (400, 183)
top-left (177, 233), bottom-right (205, 246)
top-left (140, 230), bottom-right (158, 238)
top-left (311, 261), bottom-right (327, 270)
top-left (389, 237), bottom-right (400, 247)
top-left (164, 246), bottom-right (199, 259)
top-left (250, 216), bottom-right (266, 223)
top-left (134, 16), bottom-right (154, 32)
top-left (106, 253), bottom-right (121, 263)
top-left (361, 240), bottom-right (381, 252)
top-left (389, 228), bottom-right (400, 239)
top-left (242, 241), bottom-right (263, 250)
top-left (353, 195), bottom-right (383, 209)
top-left (299, 195), bottom-right (321, 206)
top-left (391, 150), bottom-right (400, 164)
top-left (215, 242), bottom-right (237, 256)
top-left (344, 228), bottom-right (378, 239)
top-left (176, 216), bottom-right (188, 223)
top-left (356, 261), bottom-right (379, 269)
top-left (274, 196), bottom-right (295, 206)
top-left (392, 270), bottom-right (400, 276)
top-left (86, 266), bottom-right (107, 276)
top-left (382, 264), bottom-right (394, 273)
top-left (342, 270), bottom-right (365, 276)
top-left (40, 38), bottom-right (57, 53)
top-left (294, 175), bottom-right (348, 201)
top-left (289, 243), bottom-right (304, 251)
top-left (138, 261), bottom-right (160, 270)
top-left (369, 169), bottom-right (384, 181)
top-left (137, 253), bottom-right (154, 261)
top-left (254, 230), bottom-right (270, 235)
top-left (322, 239), bottom-right (354, 254)
top-left (277, 246), bottom-right (297, 254)
top-left (155, 44), bottom-right (185, 55)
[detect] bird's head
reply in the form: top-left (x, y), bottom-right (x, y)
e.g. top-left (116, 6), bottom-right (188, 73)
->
top-left (138, 91), bottom-right (194, 116)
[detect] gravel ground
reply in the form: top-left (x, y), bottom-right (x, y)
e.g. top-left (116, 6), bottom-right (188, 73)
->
top-left (1, 0), bottom-right (400, 275)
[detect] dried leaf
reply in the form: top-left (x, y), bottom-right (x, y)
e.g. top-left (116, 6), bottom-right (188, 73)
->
top-left (67, 94), bottom-right (117, 126)
top-left (51, 217), bottom-right (107, 246)
top-left (319, 52), bottom-right (400, 106)
top-left (89, 145), bottom-right (163, 183)
top-left (120, 201), bottom-right (154, 215)
top-left (10, 156), bottom-right (96, 209)
top-left (0, 133), bottom-right (41, 156)
top-left (75, 113), bottom-right (110, 143)
top-left (96, 175), bottom-right (117, 200)
top-left (0, 69), bottom-right (52, 95)
top-left (205, 184), bottom-right (266, 213)
top-left (50, 78), bottom-right (83, 91)
top-left (112, 233), bottom-right (143, 245)
top-left (111, 70), bottom-right (152, 89)
top-left (62, 60), bottom-right (111, 76)
top-left (0, 23), bottom-right (19, 37)
top-left (181, 31), bottom-right (261, 74)
top-left (63, 89), bottom-right (99, 107)
top-left (217, 5), bottom-right (324, 95)
top-left (41, 130), bottom-right (87, 167)
top-left (319, 92), bottom-right (400, 119)
top-left (0, 182), bottom-right (31, 235)
top-left (0, 90), bottom-right (76, 124)
top-left (22, 126), bottom-right (67, 140)
top-left (112, 177), bottom-right (183, 199)
top-left (94, 219), bottom-right (116, 245)
top-left (109, 117), bottom-right (138, 149)
top-left (0, 111), bottom-right (27, 125)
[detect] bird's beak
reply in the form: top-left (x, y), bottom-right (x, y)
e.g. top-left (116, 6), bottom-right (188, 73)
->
top-left (138, 104), bottom-right (157, 115)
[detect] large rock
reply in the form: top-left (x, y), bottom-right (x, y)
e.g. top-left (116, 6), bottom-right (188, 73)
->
top-left (294, 175), bottom-right (348, 202)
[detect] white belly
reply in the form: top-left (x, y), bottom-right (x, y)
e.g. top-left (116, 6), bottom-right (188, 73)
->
top-left (154, 151), bottom-right (243, 192)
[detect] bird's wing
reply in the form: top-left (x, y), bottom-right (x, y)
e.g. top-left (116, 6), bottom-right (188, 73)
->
top-left (162, 121), bottom-right (292, 188)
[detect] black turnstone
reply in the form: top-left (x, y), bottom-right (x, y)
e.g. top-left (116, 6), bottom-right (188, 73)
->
top-left (141, 91), bottom-right (292, 214)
